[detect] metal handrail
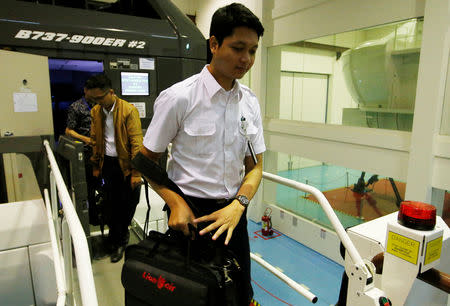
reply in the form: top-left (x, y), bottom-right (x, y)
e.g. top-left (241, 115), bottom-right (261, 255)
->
top-left (262, 171), bottom-right (370, 277)
top-left (249, 170), bottom-right (370, 304)
top-left (250, 252), bottom-right (318, 303)
top-left (43, 139), bottom-right (98, 306)
top-left (43, 189), bottom-right (66, 306)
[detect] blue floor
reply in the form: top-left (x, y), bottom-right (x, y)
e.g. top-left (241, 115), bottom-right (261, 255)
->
top-left (249, 220), bottom-right (344, 306)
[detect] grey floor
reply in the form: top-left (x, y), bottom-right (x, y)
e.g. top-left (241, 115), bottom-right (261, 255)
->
top-left (74, 187), bottom-right (166, 306)
top-left (74, 229), bottom-right (141, 306)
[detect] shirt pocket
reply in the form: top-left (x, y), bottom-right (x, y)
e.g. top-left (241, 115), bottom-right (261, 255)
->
top-left (247, 122), bottom-right (258, 136)
top-left (184, 120), bottom-right (217, 156)
top-left (238, 120), bottom-right (258, 160)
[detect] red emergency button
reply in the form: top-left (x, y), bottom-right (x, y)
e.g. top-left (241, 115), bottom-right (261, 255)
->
top-left (379, 296), bottom-right (391, 306)
top-left (398, 201), bottom-right (436, 230)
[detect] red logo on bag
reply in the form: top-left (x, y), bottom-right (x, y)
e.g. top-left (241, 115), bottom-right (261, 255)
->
top-left (142, 271), bottom-right (176, 293)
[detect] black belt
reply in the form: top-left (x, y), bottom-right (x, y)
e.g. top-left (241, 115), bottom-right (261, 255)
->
top-left (215, 198), bottom-right (231, 205)
top-left (186, 196), bottom-right (233, 207)
top-left (104, 155), bottom-right (118, 160)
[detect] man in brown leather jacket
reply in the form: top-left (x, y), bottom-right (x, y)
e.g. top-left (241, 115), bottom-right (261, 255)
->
top-left (87, 74), bottom-right (143, 263)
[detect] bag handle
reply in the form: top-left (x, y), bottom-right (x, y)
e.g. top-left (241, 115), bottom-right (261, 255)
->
top-left (185, 224), bottom-right (196, 267)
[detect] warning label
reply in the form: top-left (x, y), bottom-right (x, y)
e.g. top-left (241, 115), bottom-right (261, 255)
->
top-left (424, 236), bottom-right (443, 265)
top-left (386, 231), bottom-right (420, 265)
top-left (130, 102), bottom-right (146, 118)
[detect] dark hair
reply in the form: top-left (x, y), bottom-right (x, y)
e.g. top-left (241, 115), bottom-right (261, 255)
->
top-left (84, 74), bottom-right (112, 91)
top-left (209, 3), bottom-right (264, 46)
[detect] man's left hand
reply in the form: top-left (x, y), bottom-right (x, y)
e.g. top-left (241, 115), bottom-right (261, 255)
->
top-left (193, 200), bottom-right (245, 245)
top-left (131, 176), bottom-right (142, 189)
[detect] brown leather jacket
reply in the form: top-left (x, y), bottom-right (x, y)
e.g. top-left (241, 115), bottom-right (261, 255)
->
top-left (90, 96), bottom-right (143, 178)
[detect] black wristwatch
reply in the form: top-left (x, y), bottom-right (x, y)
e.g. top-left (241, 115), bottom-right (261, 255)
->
top-left (235, 195), bottom-right (250, 208)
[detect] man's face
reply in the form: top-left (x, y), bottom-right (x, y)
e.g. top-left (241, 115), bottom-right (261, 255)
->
top-left (85, 87), bottom-right (115, 109)
top-left (210, 26), bottom-right (259, 82)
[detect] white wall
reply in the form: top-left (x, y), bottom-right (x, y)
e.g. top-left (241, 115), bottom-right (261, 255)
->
top-left (194, 0), bottom-right (260, 38)
top-left (170, 0), bottom-right (259, 37)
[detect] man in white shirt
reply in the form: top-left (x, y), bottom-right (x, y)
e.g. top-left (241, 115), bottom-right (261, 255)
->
top-left (139, 3), bottom-right (264, 305)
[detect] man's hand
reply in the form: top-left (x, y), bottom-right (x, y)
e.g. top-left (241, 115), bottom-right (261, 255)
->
top-left (131, 176), bottom-right (142, 189)
top-left (168, 199), bottom-right (196, 237)
top-left (83, 136), bottom-right (92, 146)
top-left (193, 200), bottom-right (245, 245)
top-left (85, 138), bottom-right (95, 147)
top-left (93, 168), bottom-right (100, 178)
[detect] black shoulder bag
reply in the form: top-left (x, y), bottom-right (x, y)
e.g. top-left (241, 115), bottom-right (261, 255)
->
top-left (121, 152), bottom-right (242, 306)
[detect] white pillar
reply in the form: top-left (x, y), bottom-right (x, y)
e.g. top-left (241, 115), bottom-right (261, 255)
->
top-left (404, 0), bottom-right (450, 202)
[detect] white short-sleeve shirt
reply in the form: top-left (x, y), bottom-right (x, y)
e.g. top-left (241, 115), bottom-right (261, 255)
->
top-left (143, 66), bottom-right (265, 199)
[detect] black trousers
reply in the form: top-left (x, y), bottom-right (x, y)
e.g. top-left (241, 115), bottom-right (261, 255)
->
top-left (83, 149), bottom-right (98, 224)
top-left (102, 155), bottom-right (141, 247)
top-left (184, 196), bottom-right (253, 306)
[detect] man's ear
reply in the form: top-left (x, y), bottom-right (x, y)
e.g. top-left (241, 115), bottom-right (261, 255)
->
top-left (209, 36), bottom-right (219, 54)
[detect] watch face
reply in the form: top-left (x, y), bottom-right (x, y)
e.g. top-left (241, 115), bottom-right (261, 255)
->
top-left (237, 195), bottom-right (249, 206)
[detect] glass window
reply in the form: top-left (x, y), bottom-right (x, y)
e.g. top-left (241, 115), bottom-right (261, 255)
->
top-left (266, 18), bottom-right (423, 131)
top-left (263, 150), bottom-right (404, 230)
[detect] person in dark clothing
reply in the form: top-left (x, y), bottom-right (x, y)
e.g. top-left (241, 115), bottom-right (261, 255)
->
top-left (351, 172), bottom-right (381, 219)
top-left (65, 92), bottom-right (99, 225)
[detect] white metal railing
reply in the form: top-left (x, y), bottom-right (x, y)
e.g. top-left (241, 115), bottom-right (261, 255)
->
top-left (44, 189), bottom-right (66, 306)
top-left (43, 139), bottom-right (98, 306)
top-left (248, 171), bottom-right (372, 304)
top-left (261, 172), bottom-right (368, 272)
top-left (250, 252), bottom-right (318, 303)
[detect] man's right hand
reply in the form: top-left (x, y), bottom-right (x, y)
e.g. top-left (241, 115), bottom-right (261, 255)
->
top-left (168, 199), bottom-right (196, 237)
top-left (93, 168), bottom-right (100, 178)
top-left (138, 147), bottom-right (196, 237)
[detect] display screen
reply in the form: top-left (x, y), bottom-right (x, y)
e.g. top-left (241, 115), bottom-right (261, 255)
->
top-left (121, 72), bottom-right (149, 96)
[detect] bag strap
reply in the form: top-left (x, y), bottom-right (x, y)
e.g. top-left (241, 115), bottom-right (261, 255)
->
top-left (143, 178), bottom-right (151, 239)
top-left (132, 151), bottom-right (202, 216)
